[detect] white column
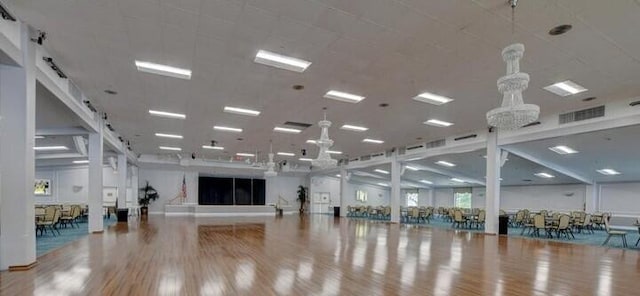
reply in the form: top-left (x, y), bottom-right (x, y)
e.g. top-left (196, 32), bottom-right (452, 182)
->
top-left (0, 23), bottom-right (37, 270)
top-left (339, 168), bottom-right (348, 217)
top-left (117, 154), bottom-right (127, 211)
top-left (485, 129), bottom-right (501, 234)
top-left (390, 157), bottom-right (401, 223)
top-left (428, 189), bottom-right (435, 207)
top-left (131, 165), bottom-right (139, 206)
top-left (585, 183), bottom-right (599, 213)
top-left (88, 127), bottom-right (104, 233)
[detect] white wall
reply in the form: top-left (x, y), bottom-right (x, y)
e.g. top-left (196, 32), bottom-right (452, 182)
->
top-left (35, 165), bottom-right (120, 204)
top-left (265, 175), bottom-right (307, 207)
top-left (138, 168), bottom-right (198, 213)
top-left (309, 176), bottom-right (390, 213)
top-left (600, 182), bottom-right (640, 215)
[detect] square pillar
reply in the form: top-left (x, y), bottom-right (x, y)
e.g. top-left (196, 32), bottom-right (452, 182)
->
top-left (0, 23), bottom-right (37, 270)
top-left (88, 128), bottom-right (103, 233)
top-left (339, 168), bottom-right (348, 217)
top-left (390, 158), bottom-right (401, 223)
top-left (485, 129), bottom-right (501, 234)
top-left (585, 183), bottom-right (600, 213)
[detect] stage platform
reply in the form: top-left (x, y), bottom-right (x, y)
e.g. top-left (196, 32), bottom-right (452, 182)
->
top-left (163, 204), bottom-right (296, 217)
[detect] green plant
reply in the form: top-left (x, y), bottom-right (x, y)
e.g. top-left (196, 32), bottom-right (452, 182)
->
top-left (139, 181), bottom-right (159, 207)
top-left (296, 185), bottom-right (307, 213)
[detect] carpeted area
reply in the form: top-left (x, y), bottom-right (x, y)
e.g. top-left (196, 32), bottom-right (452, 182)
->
top-left (350, 216), bottom-right (640, 250)
top-left (36, 217), bottom-right (118, 257)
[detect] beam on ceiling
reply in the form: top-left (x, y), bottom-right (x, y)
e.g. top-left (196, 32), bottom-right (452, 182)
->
top-left (36, 127), bottom-right (88, 136)
top-left (72, 135), bottom-right (87, 156)
top-left (36, 153), bottom-right (85, 160)
top-left (501, 146), bottom-right (594, 185)
top-left (410, 163), bottom-right (486, 186)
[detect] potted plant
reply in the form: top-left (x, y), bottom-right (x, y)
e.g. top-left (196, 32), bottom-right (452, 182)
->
top-left (139, 181), bottom-right (159, 216)
top-left (296, 185), bottom-right (307, 214)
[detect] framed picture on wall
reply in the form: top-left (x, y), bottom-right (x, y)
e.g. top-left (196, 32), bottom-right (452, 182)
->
top-left (356, 190), bottom-right (368, 203)
top-left (34, 179), bottom-right (52, 195)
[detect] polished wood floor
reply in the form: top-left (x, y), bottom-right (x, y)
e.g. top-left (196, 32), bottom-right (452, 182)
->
top-left (1, 215), bottom-right (639, 295)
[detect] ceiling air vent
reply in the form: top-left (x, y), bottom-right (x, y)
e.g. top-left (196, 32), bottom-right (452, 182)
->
top-left (454, 134), bottom-right (477, 141)
top-left (425, 139), bottom-right (446, 149)
top-left (0, 2), bottom-right (16, 21)
top-left (283, 121), bottom-right (312, 129)
top-left (559, 105), bottom-right (605, 124)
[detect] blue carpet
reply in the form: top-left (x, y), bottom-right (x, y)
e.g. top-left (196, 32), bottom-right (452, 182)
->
top-left (350, 216), bottom-right (640, 250)
top-left (36, 217), bottom-right (117, 257)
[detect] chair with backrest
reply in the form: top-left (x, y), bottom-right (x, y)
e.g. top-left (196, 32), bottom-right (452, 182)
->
top-left (533, 214), bottom-right (552, 238)
top-left (555, 214), bottom-right (574, 239)
top-left (520, 212), bottom-right (535, 235)
top-left (453, 210), bottom-right (467, 228)
top-left (36, 207), bottom-right (61, 236)
top-left (59, 205), bottom-right (78, 228)
top-left (602, 214), bottom-right (628, 247)
top-left (575, 214), bottom-right (593, 234)
top-left (513, 210), bottom-right (524, 227)
top-left (471, 210), bottom-right (486, 229)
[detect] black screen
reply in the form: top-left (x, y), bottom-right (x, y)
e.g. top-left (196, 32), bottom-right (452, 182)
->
top-left (252, 179), bottom-right (266, 205)
top-left (234, 178), bottom-right (252, 205)
top-left (198, 177), bottom-right (233, 205)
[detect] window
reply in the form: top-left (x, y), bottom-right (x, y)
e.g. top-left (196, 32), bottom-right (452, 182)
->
top-left (406, 192), bottom-right (418, 207)
top-left (454, 187), bottom-right (472, 209)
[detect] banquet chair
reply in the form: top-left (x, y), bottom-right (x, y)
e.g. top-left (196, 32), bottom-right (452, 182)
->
top-left (602, 214), bottom-right (628, 248)
top-left (555, 215), bottom-right (574, 239)
top-left (532, 214), bottom-right (552, 238)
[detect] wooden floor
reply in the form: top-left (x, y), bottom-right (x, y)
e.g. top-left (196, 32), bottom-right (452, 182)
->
top-left (1, 215), bottom-right (640, 295)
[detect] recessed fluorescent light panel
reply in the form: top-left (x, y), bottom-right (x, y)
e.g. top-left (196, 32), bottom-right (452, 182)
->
top-left (413, 92), bottom-right (454, 105)
top-left (597, 169), bottom-right (621, 176)
top-left (73, 160), bottom-right (90, 164)
top-left (374, 169), bottom-right (389, 174)
top-left (435, 160), bottom-right (456, 167)
top-left (236, 153), bottom-right (255, 157)
top-left (254, 50), bottom-right (311, 73)
top-left (277, 152), bottom-right (295, 157)
top-left (377, 183), bottom-right (389, 187)
top-left (549, 145), bottom-right (578, 155)
top-left (274, 127), bottom-right (301, 134)
top-left (135, 61), bottom-right (191, 80)
top-left (424, 119), bottom-right (454, 127)
top-left (299, 158), bottom-right (313, 162)
top-left (327, 150), bottom-right (342, 155)
top-left (202, 145), bottom-right (224, 150)
top-left (420, 180), bottom-right (433, 184)
top-left (159, 146), bottom-right (182, 151)
top-left (155, 133), bottom-right (183, 139)
top-left (149, 110), bottom-right (186, 119)
top-left (223, 106), bottom-right (260, 116)
top-left (535, 172), bottom-right (555, 178)
top-left (451, 178), bottom-right (465, 183)
top-left (324, 90), bottom-right (365, 103)
top-left (340, 124), bottom-right (368, 132)
top-left (34, 146), bottom-right (69, 151)
top-left (543, 80), bottom-right (588, 96)
top-left (35, 135), bottom-right (45, 139)
top-left (306, 140), bottom-right (317, 144)
top-left (214, 126), bottom-right (242, 133)
top-left (405, 166), bottom-right (419, 171)
top-left (362, 138), bottom-right (384, 144)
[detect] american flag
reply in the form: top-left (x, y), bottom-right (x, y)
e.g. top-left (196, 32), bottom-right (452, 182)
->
top-left (181, 174), bottom-right (187, 200)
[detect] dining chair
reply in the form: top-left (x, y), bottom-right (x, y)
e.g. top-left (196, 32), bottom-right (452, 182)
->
top-left (533, 214), bottom-right (552, 238)
top-left (602, 214), bottom-right (628, 248)
top-left (555, 215), bottom-right (574, 239)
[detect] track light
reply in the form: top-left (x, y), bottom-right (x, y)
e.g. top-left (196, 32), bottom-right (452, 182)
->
top-left (191, 153), bottom-right (196, 160)
top-left (30, 31), bottom-right (46, 45)
top-left (0, 2), bottom-right (16, 21)
top-left (42, 57), bottom-right (67, 79)
top-left (83, 100), bottom-right (97, 113)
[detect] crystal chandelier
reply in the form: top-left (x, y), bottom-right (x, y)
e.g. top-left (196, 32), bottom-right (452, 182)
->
top-left (486, 0), bottom-right (539, 130)
top-left (312, 110), bottom-right (337, 169)
top-left (264, 141), bottom-right (277, 177)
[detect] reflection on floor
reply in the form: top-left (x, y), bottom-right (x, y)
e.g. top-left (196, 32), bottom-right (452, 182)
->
top-left (3, 215), bottom-right (640, 295)
top-left (384, 217), bottom-right (640, 250)
top-left (36, 217), bottom-right (117, 256)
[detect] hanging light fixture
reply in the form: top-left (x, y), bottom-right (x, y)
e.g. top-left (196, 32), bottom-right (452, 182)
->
top-left (486, 0), bottom-right (539, 130)
top-left (264, 141), bottom-right (277, 177)
top-left (312, 109), bottom-right (337, 169)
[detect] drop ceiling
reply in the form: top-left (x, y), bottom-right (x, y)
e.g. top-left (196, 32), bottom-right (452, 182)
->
top-left (8, 0), bottom-right (640, 165)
